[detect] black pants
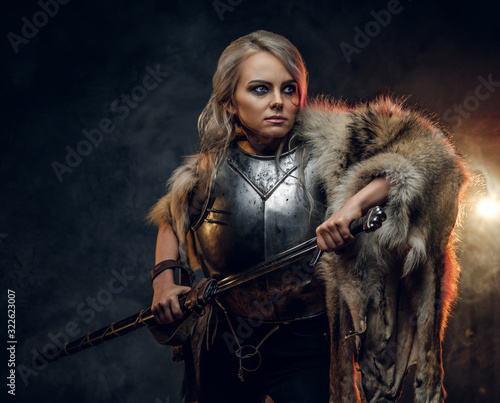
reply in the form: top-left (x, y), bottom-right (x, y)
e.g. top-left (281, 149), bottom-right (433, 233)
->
top-left (198, 312), bottom-right (331, 403)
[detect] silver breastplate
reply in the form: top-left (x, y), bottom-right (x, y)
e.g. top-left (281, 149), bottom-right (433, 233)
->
top-left (192, 145), bottom-right (327, 321)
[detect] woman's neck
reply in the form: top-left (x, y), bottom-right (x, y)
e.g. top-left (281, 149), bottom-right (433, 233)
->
top-left (236, 140), bottom-right (277, 156)
top-left (237, 132), bottom-right (290, 156)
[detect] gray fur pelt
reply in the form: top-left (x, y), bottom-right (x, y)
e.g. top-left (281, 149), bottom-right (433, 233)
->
top-left (148, 96), bottom-right (469, 402)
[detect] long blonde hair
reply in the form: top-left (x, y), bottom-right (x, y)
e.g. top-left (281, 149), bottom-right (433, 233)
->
top-left (197, 30), bottom-right (309, 174)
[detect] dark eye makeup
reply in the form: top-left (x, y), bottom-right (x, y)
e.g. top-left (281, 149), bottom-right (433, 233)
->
top-left (283, 84), bottom-right (297, 95)
top-left (248, 83), bottom-right (297, 96)
top-left (250, 85), bottom-right (268, 94)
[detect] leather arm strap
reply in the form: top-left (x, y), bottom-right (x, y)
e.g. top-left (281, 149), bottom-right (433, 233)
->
top-left (150, 259), bottom-right (183, 284)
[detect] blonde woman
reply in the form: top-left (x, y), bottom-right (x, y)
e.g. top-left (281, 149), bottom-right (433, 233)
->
top-left (149, 30), bottom-right (466, 403)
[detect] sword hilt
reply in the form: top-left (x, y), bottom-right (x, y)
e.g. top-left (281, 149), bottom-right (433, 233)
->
top-left (178, 277), bottom-right (218, 314)
top-left (309, 206), bottom-right (386, 267)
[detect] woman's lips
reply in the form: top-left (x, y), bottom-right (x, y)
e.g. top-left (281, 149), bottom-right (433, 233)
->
top-left (265, 116), bottom-right (286, 123)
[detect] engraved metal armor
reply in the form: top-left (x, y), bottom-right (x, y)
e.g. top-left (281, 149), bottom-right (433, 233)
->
top-left (192, 144), bottom-right (327, 322)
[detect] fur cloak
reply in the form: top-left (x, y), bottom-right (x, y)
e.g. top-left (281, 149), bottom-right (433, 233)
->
top-left (149, 96), bottom-right (468, 402)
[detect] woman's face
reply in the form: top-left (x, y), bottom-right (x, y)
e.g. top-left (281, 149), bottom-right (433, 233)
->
top-left (228, 51), bottom-right (299, 154)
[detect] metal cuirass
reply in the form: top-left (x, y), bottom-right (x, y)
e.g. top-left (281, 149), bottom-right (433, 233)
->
top-left (192, 144), bottom-right (327, 322)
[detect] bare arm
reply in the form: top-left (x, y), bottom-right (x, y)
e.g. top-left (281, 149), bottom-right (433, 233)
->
top-left (316, 177), bottom-right (390, 253)
top-left (150, 222), bottom-right (191, 324)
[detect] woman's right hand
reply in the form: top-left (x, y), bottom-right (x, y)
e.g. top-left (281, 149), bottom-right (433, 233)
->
top-left (151, 270), bottom-right (192, 324)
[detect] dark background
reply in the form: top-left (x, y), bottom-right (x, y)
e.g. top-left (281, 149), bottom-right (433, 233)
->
top-left (1, 0), bottom-right (499, 402)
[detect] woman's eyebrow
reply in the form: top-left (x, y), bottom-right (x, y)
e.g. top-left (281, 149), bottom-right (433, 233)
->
top-left (247, 79), bottom-right (297, 85)
top-left (247, 79), bottom-right (272, 85)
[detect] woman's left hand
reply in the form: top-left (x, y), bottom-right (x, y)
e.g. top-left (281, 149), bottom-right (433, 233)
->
top-left (316, 202), bottom-right (362, 254)
top-left (316, 177), bottom-right (391, 254)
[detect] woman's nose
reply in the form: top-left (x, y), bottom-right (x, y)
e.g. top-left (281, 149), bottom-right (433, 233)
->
top-left (270, 90), bottom-right (284, 110)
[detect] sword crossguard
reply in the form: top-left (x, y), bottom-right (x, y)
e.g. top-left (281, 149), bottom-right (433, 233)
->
top-left (180, 278), bottom-right (218, 315)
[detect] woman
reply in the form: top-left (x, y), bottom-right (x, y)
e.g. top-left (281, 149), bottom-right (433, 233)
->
top-left (148, 31), bottom-right (467, 403)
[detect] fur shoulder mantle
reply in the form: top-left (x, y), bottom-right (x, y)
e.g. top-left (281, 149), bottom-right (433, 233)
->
top-left (294, 96), bottom-right (468, 401)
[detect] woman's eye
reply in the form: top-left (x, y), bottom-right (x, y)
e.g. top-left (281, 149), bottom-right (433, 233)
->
top-left (251, 85), bottom-right (268, 94)
top-left (283, 85), bottom-right (297, 95)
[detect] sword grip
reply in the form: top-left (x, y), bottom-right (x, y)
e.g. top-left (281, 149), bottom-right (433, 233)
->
top-left (309, 206), bottom-right (386, 266)
top-left (350, 205), bottom-right (387, 234)
top-left (178, 293), bottom-right (187, 312)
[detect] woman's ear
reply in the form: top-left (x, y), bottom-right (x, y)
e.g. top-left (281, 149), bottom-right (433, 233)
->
top-left (225, 101), bottom-right (237, 115)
